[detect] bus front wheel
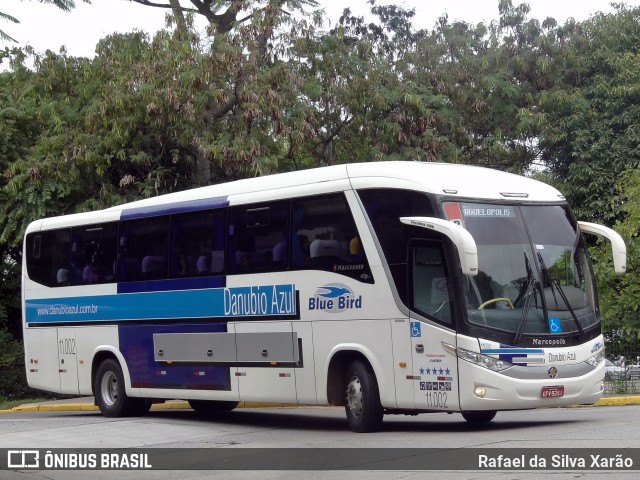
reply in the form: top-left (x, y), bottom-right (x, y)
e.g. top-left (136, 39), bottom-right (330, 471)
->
top-left (461, 410), bottom-right (497, 424)
top-left (344, 360), bottom-right (383, 433)
top-left (94, 358), bottom-right (150, 417)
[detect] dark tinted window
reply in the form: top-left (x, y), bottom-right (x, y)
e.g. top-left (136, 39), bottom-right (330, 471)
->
top-left (170, 209), bottom-right (226, 277)
top-left (291, 193), bottom-right (373, 283)
top-left (227, 201), bottom-right (290, 274)
top-left (118, 216), bottom-right (170, 281)
top-left (26, 223), bottom-right (118, 287)
top-left (26, 229), bottom-right (71, 287)
top-left (69, 223), bottom-right (118, 285)
top-left (358, 188), bottom-right (436, 300)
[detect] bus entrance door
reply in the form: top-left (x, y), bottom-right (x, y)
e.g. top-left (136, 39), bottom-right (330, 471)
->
top-left (408, 240), bottom-right (460, 412)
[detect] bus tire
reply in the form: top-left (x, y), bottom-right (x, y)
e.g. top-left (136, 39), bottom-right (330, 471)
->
top-left (128, 397), bottom-right (152, 416)
top-left (461, 410), bottom-right (497, 424)
top-left (94, 358), bottom-right (147, 417)
top-left (344, 359), bottom-right (383, 433)
top-left (188, 399), bottom-right (239, 415)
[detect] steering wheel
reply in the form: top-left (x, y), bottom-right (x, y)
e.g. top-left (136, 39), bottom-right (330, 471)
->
top-left (478, 297), bottom-right (515, 310)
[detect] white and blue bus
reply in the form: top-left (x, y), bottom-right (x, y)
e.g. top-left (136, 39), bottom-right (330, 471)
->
top-left (22, 161), bottom-right (626, 432)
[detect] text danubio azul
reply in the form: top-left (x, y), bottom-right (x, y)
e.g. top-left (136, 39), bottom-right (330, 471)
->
top-left (224, 284), bottom-right (296, 317)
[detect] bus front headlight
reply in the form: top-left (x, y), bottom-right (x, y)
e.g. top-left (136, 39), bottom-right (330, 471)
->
top-left (585, 349), bottom-right (605, 368)
top-left (442, 343), bottom-right (512, 372)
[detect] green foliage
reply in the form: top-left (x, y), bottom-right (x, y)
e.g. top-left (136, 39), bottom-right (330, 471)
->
top-left (540, 3), bottom-right (640, 223)
top-left (594, 167), bottom-right (640, 352)
top-left (0, 248), bottom-right (20, 332)
top-left (0, 328), bottom-right (29, 399)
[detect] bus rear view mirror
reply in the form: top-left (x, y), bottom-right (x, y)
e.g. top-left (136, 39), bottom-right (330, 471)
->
top-left (578, 221), bottom-right (627, 274)
top-left (400, 217), bottom-right (478, 276)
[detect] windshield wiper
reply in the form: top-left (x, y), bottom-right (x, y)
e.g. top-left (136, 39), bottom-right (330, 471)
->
top-left (513, 253), bottom-right (536, 343)
top-left (536, 252), bottom-right (584, 336)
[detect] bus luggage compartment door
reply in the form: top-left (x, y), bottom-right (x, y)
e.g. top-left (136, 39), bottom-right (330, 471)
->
top-left (24, 327), bottom-right (63, 393)
top-left (234, 322), bottom-right (299, 403)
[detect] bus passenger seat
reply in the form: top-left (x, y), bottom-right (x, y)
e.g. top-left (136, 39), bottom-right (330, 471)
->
top-left (141, 256), bottom-right (165, 278)
top-left (211, 250), bottom-right (225, 273)
top-left (272, 241), bottom-right (287, 267)
top-left (196, 254), bottom-right (209, 274)
top-left (56, 268), bottom-right (69, 286)
top-left (310, 239), bottom-right (343, 268)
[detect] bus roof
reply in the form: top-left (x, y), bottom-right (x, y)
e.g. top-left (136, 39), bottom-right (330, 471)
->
top-left (31, 161), bottom-right (565, 231)
top-left (108, 161), bottom-right (563, 212)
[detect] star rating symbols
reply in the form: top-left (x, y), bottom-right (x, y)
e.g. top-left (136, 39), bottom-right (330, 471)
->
top-left (419, 367), bottom-right (452, 377)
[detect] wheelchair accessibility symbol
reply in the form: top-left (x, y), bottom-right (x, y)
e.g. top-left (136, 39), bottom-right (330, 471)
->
top-left (548, 317), bottom-right (562, 334)
top-left (411, 322), bottom-right (422, 338)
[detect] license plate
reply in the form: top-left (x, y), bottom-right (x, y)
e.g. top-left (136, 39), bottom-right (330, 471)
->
top-left (541, 386), bottom-right (565, 398)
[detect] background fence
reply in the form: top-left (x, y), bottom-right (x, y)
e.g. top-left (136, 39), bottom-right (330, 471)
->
top-left (604, 342), bottom-right (640, 395)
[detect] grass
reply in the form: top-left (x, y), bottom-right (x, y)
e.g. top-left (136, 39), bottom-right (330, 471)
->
top-left (0, 397), bottom-right (47, 410)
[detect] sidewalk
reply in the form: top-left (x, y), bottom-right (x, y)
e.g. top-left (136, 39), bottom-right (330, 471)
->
top-left (2, 395), bottom-right (640, 414)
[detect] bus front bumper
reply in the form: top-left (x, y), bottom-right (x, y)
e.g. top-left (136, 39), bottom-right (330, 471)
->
top-left (457, 362), bottom-right (604, 411)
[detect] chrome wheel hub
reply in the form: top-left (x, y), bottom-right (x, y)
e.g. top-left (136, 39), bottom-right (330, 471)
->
top-left (100, 371), bottom-right (118, 406)
top-left (346, 376), bottom-right (363, 418)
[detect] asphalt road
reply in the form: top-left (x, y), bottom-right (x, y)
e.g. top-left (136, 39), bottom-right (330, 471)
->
top-left (1, 400), bottom-right (640, 480)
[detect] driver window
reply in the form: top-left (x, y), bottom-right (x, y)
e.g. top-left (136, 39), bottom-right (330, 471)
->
top-left (410, 241), bottom-right (453, 326)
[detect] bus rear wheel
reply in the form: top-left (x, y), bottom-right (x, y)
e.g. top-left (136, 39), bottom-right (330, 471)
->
top-left (461, 410), bottom-right (497, 424)
top-left (344, 360), bottom-right (383, 433)
top-left (188, 399), bottom-right (239, 415)
top-left (94, 358), bottom-right (150, 417)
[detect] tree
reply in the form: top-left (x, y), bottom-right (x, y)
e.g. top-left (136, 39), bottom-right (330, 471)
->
top-left (0, 11), bottom-right (19, 43)
top-left (592, 167), bottom-right (640, 360)
top-left (131, 0), bottom-right (319, 34)
top-left (539, 3), bottom-right (640, 224)
top-left (0, 1), bottom-right (328, 251)
top-left (527, 4), bottom-right (640, 352)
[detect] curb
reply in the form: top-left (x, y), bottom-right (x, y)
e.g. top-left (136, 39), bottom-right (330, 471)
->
top-left (0, 400), bottom-right (296, 414)
top-left (2, 397), bottom-right (640, 414)
top-left (593, 396), bottom-right (640, 407)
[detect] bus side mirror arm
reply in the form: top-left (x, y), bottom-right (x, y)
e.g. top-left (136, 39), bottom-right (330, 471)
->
top-left (400, 217), bottom-right (478, 276)
top-left (577, 221), bottom-right (627, 274)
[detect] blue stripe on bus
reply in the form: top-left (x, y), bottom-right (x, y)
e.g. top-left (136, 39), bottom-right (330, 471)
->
top-left (120, 196), bottom-right (228, 220)
top-left (119, 323), bottom-right (231, 391)
top-left (25, 284), bottom-right (297, 323)
top-left (480, 349), bottom-right (544, 355)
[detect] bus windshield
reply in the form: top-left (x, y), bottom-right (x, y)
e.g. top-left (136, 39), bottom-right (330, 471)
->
top-left (443, 202), bottom-right (598, 339)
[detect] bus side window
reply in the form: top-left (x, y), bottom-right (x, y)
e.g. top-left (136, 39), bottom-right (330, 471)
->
top-left (169, 209), bottom-right (226, 278)
top-left (26, 229), bottom-right (71, 287)
top-left (358, 188), bottom-right (436, 302)
top-left (227, 201), bottom-right (290, 274)
top-left (69, 223), bottom-right (118, 285)
top-left (118, 216), bottom-right (170, 282)
top-left (291, 193), bottom-right (373, 283)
